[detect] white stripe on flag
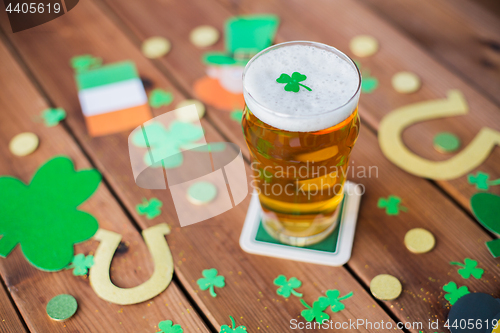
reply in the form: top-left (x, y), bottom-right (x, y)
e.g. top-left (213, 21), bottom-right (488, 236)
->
top-left (78, 78), bottom-right (148, 116)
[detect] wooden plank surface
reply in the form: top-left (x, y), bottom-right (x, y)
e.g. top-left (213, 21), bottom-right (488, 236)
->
top-left (0, 1), bottom-right (399, 332)
top-left (94, 0), bottom-right (500, 329)
top-left (0, 282), bottom-right (27, 333)
top-left (0, 36), bottom-right (210, 333)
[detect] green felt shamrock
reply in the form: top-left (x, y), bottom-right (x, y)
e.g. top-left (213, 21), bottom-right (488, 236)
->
top-left (471, 193), bottom-right (500, 258)
top-left (66, 253), bottom-right (94, 276)
top-left (318, 290), bottom-right (353, 313)
top-left (230, 110), bottom-right (243, 122)
top-left (450, 258), bottom-right (484, 280)
top-left (276, 72), bottom-right (312, 92)
top-left (220, 316), bottom-right (246, 333)
top-left (149, 88), bottom-right (174, 108)
top-left (136, 198), bottom-right (162, 219)
top-left (0, 156), bottom-right (100, 271)
top-left (70, 54), bottom-right (102, 73)
top-left (443, 282), bottom-right (470, 305)
top-left (159, 320), bottom-right (183, 333)
top-left (300, 299), bottom-right (329, 324)
top-left (197, 268), bottom-right (225, 297)
top-left (41, 108), bottom-right (66, 127)
top-left (131, 120), bottom-right (204, 169)
top-left (273, 275), bottom-right (303, 298)
top-left (467, 171), bottom-right (500, 191)
top-left (377, 195), bottom-right (407, 215)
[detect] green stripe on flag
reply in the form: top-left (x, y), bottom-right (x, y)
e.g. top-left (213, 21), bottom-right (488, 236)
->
top-left (76, 61), bottom-right (139, 90)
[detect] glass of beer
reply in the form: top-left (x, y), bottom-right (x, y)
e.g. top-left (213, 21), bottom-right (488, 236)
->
top-left (242, 41), bottom-right (361, 246)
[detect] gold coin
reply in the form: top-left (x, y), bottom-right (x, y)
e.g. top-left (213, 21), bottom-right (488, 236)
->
top-left (9, 132), bottom-right (39, 156)
top-left (404, 228), bottom-right (435, 254)
top-left (175, 100), bottom-right (205, 122)
top-left (370, 274), bottom-right (402, 301)
top-left (349, 35), bottom-right (379, 57)
top-left (391, 71), bottom-right (421, 94)
top-left (141, 37), bottom-right (171, 59)
top-left (190, 25), bottom-right (219, 48)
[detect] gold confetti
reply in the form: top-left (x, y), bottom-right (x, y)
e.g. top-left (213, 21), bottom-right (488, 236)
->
top-left (9, 132), bottom-right (39, 156)
top-left (190, 25), bottom-right (219, 48)
top-left (391, 71), bottom-right (421, 94)
top-left (404, 228), bottom-right (435, 254)
top-left (349, 35), bottom-right (379, 57)
top-left (370, 274), bottom-right (402, 301)
top-left (175, 100), bottom-right (205, 122)
top-left (141, 37), bottom-right (171, 59)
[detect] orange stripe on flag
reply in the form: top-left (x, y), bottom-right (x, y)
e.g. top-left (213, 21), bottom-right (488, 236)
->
top-left (85, 104), bottom-right (152, 137)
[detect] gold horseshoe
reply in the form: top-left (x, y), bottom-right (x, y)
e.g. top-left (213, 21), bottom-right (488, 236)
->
top-left (89, 223), bottom-right (173, 305)
top-left (379, 90), bottom-right (500, 180)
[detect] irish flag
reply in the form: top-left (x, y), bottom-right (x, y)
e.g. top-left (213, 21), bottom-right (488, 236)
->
top-left (75, 61), bottom-right (152, 137)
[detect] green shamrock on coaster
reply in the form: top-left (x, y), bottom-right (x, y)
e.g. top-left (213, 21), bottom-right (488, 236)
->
top-left (149, 88), bottom-right (174, 108)
top-left (443, 282), bottom-right (470, 305)
top-left (276, 72), bottom-right (312, 92)
top-left (136, 198), bottom-right (162, 219)
top-left (467, 171), bottom-right (500, 191)
top-left (273, 275), bottom-right (303, 298)
top-left (220, 316), bottom-right (246, 333)
top-left (300, 299), bottom-right (329, 324)
top-left (197, 268), bottom-right (225, 297)
top-left (40, 108), bottom-right (66, 127)
top-left (450, 258), bottom-right (484, 280)
top-left (65, 253), bottom-right (94, 276)
top-left (158, 320), bottom-right (183, 333)
top-left (70, 54), bottom-right (102, 73)
top-left (377, 195), bottom-right (408, 215)
top-left (318, 289), bottom-right (353, 313)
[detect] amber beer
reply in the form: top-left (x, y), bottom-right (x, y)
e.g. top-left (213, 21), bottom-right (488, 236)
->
top-left (242, 41), bottom-right (361, 246)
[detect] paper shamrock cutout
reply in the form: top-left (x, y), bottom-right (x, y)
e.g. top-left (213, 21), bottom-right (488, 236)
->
top-left (70, 54), bottom-right (102, 73)
top-left (300, 299), bottom-right (329, 324)
top-left (443, 282), bottom-right (470, 305)
top-left (131, 120), bottom-right (204, 169)
top-left (40, 108), bottom-right (66, 127)
top-left (136, 198), bottom-right (162, 219)
top-left (159, 320), bottom-right (183, 333)
top-left (197, 268), bottom-right (225, 297)
top-left (318, 290), bottom-right (353, 313)
top-left (66, 253), bottom-right (94, 276)
top-left (450, 258), bottom-right (484, 280)
top-left (273, 275), bottom-right (303, 298)
top-left (0, 156), bottom-right (100, 271)
top-left (470, 193), bottom-right (500, 258)
top-left (377, 195), bottom-right (407, 215)
top-left (220, 316), bottom-right (246, 333)
top-left (276, 72), bottom-right (312, 92)
top-left (467, 171), bottom-right (500, 190)
top-left (149, 88), bottom-right (174, 108)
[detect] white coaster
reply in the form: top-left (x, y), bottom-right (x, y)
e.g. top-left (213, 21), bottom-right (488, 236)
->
top-left (239, 181), bottom-right (362, 266)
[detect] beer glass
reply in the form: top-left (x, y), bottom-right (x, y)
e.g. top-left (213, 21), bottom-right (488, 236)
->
top-left (242, 41), bottom-right (361, 246)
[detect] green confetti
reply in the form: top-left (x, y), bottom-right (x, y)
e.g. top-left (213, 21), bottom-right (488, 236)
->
top-left (220, 316), bottom-right (246, 333)
top-left (46, 294), bottom-right (78, 321)
top-left (443, 282), bottom-right (470, 305)
top-left (159, 320), bottom-right (183, 333)
top-left (467, 171), bottom-right (500, 191)
top-left (230, 110), bottom-right (243, 122)
top-left (300, 299), bottom-right (329, 324)
top-left (318, 290), bottom-right (353, 313)
top-left (273, 275), bottom-right (303, 298)
top-left (41, 108), bottom-right (66, 127)
top-left (197, 268), bottom-right (225, 297)
top-left (66, 253), bottom-right (94, 276)
top-left (450, 258), bottom-right (484, 280)
top-left (188, 181), bottom-right (217, 204)
top-left (276, 72), bottom-right (312, 92)
top-left (433, 132), bottom-right (460, 153)
top-left (149, 88), bottom-right (174, 108)
top-left (361, 71), bottom-right (378, 93)
top-left (377, 195), bottom-right (407, 215)
top-left (136, 198), bottom-right (162, 219)
top-left (70, 54), bottom-right (102, 73)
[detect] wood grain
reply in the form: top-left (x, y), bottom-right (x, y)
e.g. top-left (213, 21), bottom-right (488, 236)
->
top-left (0, 283), bottom-right (27, 333)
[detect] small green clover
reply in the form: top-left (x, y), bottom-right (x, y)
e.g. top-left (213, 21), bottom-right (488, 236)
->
top-left (318, 290), bottom-right (353, 313)
top-left (276, 72), bottom-right (312, 92)
top-left (300, 299), bottom-right (329, 324)
top-left (230, 110), bottom-right (243, 122)
top-left (197, 268), bottom-right (225, 297)
top-left (467, 171), bottom-right (500, 191)
top-left (443, 282), bottom-right (470, 305)
top-left (361, 71), bottom-right (378, 93)
top-left (40, 108), bottom-right (66, 127)
top-left (149, 88), bottom-right (174, 108)
top-left (158, 320), bottom-right (183, 333)
top-left (450, 258), bottom-right (484, 280)
top-left (220, 316), bottom-right (246, 333)
top-left (65, 253), bottom-right (94, 276)
top-left (273, 275), bottom-right (303, 298)
top-left (377, 195), bottom-right (407, 215)
top-left (70, 54), bottom-right (102, 73)
top-left (136, 198), bottom-right (162, 219)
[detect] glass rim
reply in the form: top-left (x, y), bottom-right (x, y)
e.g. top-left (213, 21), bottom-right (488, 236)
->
top-left (242, 40), bottom-right (362, 119)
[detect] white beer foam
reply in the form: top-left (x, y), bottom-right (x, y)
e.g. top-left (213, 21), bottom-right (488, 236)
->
top-left (243, 43), bottom-right (360, 132)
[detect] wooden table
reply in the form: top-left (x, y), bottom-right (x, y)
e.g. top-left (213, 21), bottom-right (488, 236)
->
top-left (0, 0), bottom-right (499, 332)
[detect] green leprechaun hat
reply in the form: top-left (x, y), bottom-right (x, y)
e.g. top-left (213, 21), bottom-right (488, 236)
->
top-left (202, 14), bottom-right (280, 66)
